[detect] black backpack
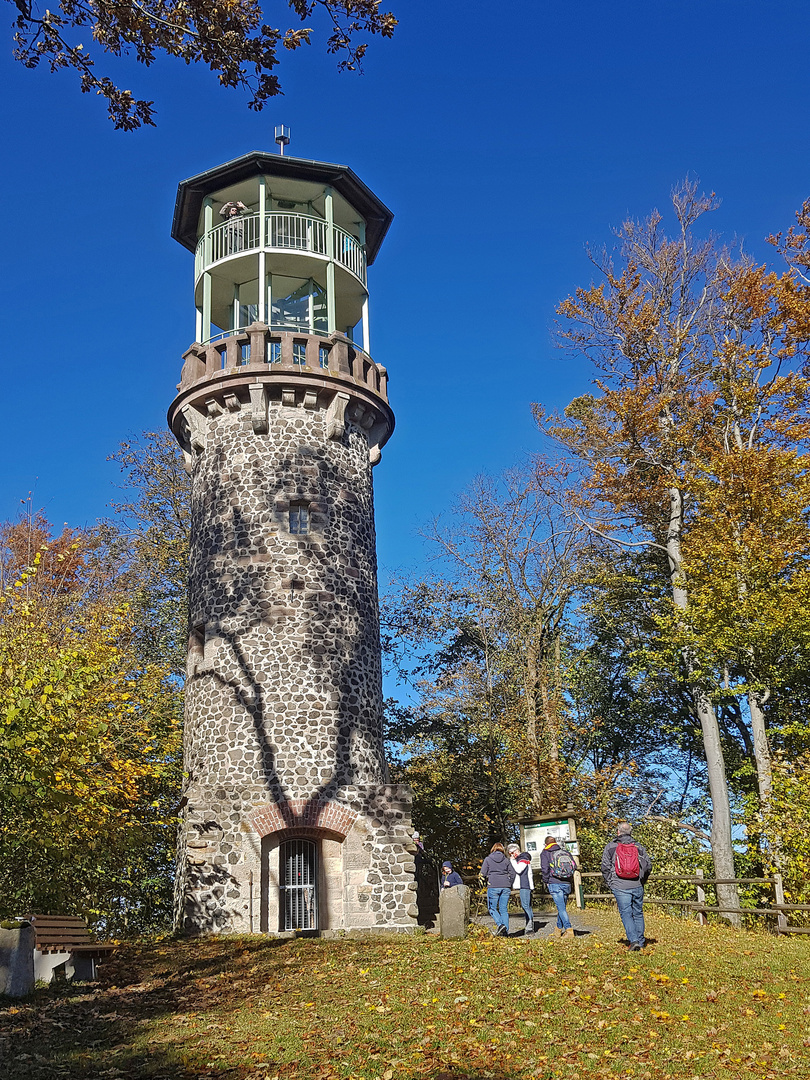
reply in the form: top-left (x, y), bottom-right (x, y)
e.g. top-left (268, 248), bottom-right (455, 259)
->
top-left (549, 848), bottom-right (576, 879)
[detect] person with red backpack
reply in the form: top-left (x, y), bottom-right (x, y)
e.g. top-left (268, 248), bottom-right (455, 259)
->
top-left (601, 821), bottom-right (653, 950)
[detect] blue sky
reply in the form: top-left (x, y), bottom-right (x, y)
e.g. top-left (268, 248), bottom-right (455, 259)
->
top-left (1, 0), bottom-right (809, 586)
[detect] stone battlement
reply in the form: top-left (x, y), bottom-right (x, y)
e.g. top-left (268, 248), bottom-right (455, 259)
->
top-left (177, 326), bottom-right (389, 402)
top-left (169, 327), bottom-right (394, 469)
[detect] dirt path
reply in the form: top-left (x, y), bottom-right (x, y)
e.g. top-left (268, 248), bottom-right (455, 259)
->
top-left (472, 903), bottom-right (607, 939)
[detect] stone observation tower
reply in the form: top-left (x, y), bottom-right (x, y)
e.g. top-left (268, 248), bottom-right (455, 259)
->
top-left (167, 148), bottom-right (416, 935)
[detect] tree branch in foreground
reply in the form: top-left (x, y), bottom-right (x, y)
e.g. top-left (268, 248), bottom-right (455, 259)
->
top-left (10, 0), bottom-right (397, 129)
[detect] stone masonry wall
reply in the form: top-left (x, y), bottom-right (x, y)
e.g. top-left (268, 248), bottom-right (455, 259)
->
top-left (173, 378), bottom-right (416, 934)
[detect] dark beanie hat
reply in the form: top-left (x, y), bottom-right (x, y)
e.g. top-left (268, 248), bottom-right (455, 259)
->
top-left (442, 861), bottom-right (453, 870)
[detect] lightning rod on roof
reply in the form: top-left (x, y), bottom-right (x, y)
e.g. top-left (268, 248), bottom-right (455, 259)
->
top-left (275, 125), bottom-right (291, 155)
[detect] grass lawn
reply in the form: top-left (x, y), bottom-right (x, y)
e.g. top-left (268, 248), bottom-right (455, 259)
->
top-left (1, 907), bottom-right (809, 1079)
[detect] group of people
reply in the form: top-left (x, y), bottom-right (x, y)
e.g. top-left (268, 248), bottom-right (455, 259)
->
top-left (439, 820), bottom-right (652, 947)
top-left (476, 836), bottom-right (578, 938)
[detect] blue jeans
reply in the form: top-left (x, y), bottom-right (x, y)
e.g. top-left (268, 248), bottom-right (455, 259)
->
top-left (614, 886), bottom-right (645, 944)
top-left (519, 888), bottom-right (534, 929)
top-left (548, 883), bottom-right (572, 930)
top-left (487, 887), bottom-right (510, 932)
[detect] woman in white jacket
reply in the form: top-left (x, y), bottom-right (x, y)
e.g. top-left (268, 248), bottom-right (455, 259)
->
top-left (507, 843), bottom-right (535, 937)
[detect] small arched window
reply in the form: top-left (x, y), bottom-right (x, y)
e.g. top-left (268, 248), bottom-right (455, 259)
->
top-left (289, 501), bottom-right (310, 535)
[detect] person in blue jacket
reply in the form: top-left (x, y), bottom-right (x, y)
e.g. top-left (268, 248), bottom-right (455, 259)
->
top-left (479, 842), bottom-right (512, 936)
top-left (540, 835), bottom-right (576, 938)
top-left (441, 861), bottom-right (463, 887)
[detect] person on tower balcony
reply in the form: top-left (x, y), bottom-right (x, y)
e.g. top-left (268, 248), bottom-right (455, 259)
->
top-left (600, 821), bottom-right (653, 950)
top-left (219, 200), bottom-right (250, 253)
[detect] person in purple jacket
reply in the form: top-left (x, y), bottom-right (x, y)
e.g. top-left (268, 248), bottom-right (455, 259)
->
top-left (479, 842), bottom-right (512, 936)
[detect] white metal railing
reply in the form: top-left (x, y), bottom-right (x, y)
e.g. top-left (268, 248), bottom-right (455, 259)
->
top-left (267, 212), bottom-right (327, 256)
top-left (198, 214), bottom-right (263, 271)
top-left (194, 212), bottom-right (366, 285)
top-left (334, 223), bottom-right (366, 281)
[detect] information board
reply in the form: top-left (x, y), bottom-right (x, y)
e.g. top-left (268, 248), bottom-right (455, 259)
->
top-left (521, 817), bottom-right (579, 867)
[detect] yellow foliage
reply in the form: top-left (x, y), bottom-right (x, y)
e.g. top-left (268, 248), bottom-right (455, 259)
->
top-left (0, 559), bottom-right (181, 921)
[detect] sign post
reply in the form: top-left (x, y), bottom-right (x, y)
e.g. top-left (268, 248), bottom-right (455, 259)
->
top-left (518, 805), bottom-right (584, 909)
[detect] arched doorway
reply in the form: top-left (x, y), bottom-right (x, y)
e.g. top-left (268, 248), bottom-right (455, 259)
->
top-left (280, 838), bottom-right (318, 931)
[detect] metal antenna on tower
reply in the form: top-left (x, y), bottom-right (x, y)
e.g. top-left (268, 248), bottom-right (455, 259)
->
top-left (274, 125), bottom-right (291, 155)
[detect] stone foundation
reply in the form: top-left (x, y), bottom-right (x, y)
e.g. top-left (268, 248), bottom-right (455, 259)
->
top-left (176, 785), bottom-right (417, 934)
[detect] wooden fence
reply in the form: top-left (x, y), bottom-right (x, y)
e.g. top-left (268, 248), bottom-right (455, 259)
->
top-left (579, 870), bottom-right (810, 934)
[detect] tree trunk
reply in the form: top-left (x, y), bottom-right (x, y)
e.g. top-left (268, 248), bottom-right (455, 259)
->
top-left (732, 535), bottom-right (775, 813)
top-left (747, 686), bottom-right (784, 871)
top-left (667, 486), bottom-right (741, 926)
top-left (747, 689), bottom-right (773, 805)
top-left (524, 637), bottom-right (544, 812)
top-left (538, 634), bottom-right (562, 806)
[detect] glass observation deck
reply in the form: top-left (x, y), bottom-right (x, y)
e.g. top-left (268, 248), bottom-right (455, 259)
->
top-left (186, 171), bottom-right (381, 351)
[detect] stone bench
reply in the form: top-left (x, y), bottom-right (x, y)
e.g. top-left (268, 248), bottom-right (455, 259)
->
top-left (0, 921), bottom-right (35, 997)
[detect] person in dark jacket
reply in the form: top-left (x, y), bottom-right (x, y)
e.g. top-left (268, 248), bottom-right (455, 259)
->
top-left (441, 861), bottom-right (464, 888)
top-left (480, 842), bottom-right (512, 935)
top-left (540, 835), bottom-right (576, 938)
top-left (601, 821), bottom-right (653, 950)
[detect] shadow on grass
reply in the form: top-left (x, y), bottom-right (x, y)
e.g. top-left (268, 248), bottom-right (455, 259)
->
top-left (0, 936), bottom-right (296, 1080)
top-left (1, 935), bottom-right (559, 1080)
top-left (617, 935), bottom-right (659, 949)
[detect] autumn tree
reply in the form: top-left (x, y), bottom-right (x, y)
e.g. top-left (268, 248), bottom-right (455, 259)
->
top-left (384, 596), bottom-right (529, 869)
top-left (0, 509), bottom-right (181, 930)
top-left (103, 429), bottom-right (191, 677)
top-left (543, 182), bottom-right (810, 923)
top-left (762, 752), bottom-right (810, 919)
top-left (423, 465), bottom-right (586, 813)
top-left (568, 548), bottom-right (705, 810)
top-left (382, 466), bottom-right (599, 871)
top-left (0, 501), bottom-right (85, 597)
top-left (10, 0), bottom-right (397, 129)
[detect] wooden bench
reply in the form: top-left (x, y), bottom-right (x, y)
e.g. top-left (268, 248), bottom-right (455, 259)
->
top-left (30, 914), bottom-right (115, 982)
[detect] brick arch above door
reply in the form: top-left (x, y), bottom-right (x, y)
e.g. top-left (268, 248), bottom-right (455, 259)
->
top-left (251, 798), bottom-right (358, 843)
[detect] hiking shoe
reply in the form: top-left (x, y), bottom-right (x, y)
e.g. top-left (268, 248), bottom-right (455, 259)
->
top-left (562, 928), bottom-right (575, 939)
top-left (631, 941), bottom-right (642, 951)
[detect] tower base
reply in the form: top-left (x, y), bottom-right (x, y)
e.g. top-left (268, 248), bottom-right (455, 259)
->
top-left (175, 784), bottom-right (418, 936)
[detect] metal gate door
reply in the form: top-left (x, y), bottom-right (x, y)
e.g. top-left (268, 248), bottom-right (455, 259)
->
top-left (280, 839), bottom-right (318, 931)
